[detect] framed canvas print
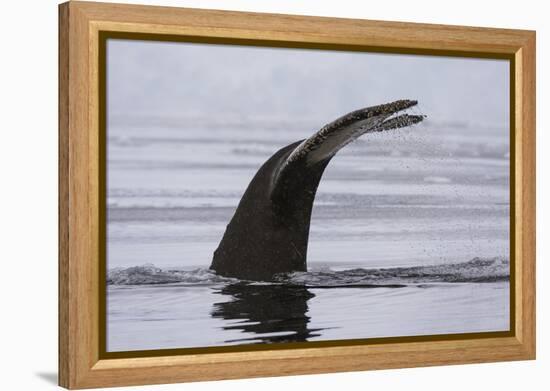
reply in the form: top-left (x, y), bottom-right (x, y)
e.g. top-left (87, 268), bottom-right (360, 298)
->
top-left (58, 1), bottom-right (536, 389)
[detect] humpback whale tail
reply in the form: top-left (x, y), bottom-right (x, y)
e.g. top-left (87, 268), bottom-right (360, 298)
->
top-left (210, 100), bottom-right (425, 281)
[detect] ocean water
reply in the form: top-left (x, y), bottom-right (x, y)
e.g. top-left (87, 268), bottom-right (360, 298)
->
top-left (106, 116), bottom-right (510, 352)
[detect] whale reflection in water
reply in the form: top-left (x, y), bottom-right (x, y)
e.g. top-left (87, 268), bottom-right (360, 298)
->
top-left (211, 283), bottom-right (325, 344)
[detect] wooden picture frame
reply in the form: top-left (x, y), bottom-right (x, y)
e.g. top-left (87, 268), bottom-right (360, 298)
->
top-left (59, 1), bottom-right (536, 389)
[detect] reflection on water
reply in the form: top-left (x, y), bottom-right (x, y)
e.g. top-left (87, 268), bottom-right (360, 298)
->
top-left (211, 283), bottom-right (324, 343)
top-left (107, 279), bottom-right (510, 351)
top-left (106, 259), bottom-right (510, 350)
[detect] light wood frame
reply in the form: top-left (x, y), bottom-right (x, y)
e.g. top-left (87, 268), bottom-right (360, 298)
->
top-left (59, 1), bottom-right (536, 389)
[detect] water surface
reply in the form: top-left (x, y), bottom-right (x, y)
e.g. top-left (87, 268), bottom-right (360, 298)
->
top-left (106, 118), bottom-right (510, 352)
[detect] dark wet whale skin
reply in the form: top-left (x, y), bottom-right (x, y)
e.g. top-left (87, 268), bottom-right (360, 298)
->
top-left (210, 100), bottom-right (424, 281)
top-left (210, 140), bottom-right (332, 281)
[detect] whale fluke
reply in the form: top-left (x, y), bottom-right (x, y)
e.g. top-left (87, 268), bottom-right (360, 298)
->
top-left (210, 100), bottom-right (425, 281)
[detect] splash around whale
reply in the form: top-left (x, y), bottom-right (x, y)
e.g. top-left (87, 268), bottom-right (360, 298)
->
top-left (108, 257), bottom-right (509, 286)
top-left (208, 100), bottom-right (425, 281)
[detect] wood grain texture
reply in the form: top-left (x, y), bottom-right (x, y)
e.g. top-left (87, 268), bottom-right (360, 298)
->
top-left (518, 34), bottom-right (536, 355)
top-left (58, 1), bottom-right (536, 388)
top-left (58, 3), bottom-right (70, 387)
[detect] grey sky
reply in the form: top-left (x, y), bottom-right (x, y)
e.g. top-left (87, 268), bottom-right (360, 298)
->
top-left (107, 39), bottom-right (509, 127)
